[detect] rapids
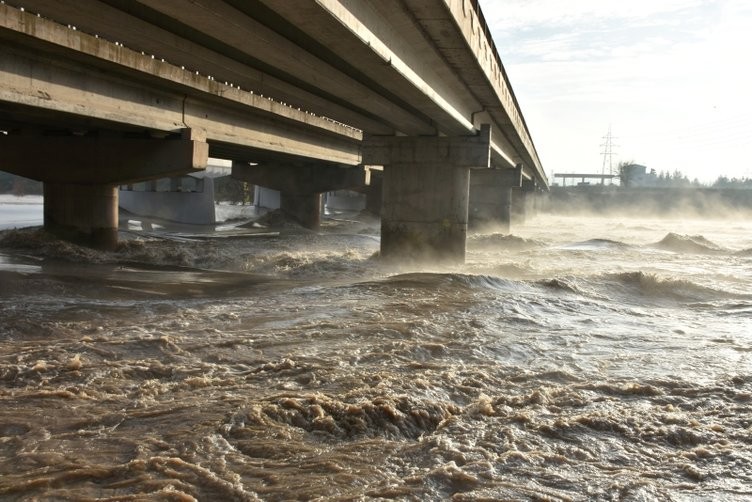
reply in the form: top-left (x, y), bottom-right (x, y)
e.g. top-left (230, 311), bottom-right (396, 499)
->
top-left (0, 212), bottom-right (751, 500)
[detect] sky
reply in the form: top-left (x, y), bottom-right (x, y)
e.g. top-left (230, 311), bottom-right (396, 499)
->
top-left (478, 0), bottom-right (752, 183)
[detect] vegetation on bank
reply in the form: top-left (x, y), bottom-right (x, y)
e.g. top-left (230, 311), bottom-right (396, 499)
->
top-left (616, 161), bottom-right (751, 189)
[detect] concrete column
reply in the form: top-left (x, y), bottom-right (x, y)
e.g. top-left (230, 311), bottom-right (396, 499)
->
top-left (511, 188), bottom-right (526, 225)
top-left (365, 173), bottom-right (383, 216)
top-left (2, 129), bottom-right (208, 249)
top-left (43, 183), bottom-right (118, 250)
top-left (511, 179), bottom-right (536, 225)
top-left (468, 165), bottom-right (522, 233)
top-left (470, 185), bottom-right (512, 231)
top-left (280, 192), bottom-right (323, 230)
top-left (381, 162), bottom-right (470, 262)
top-left (232, 161), bottom-right (368, 230)
top-left (363, 125), bottom-right (492, 263)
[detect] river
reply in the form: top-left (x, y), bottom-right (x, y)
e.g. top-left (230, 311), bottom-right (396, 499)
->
top-left (0, 200), bottom-right (751, 500)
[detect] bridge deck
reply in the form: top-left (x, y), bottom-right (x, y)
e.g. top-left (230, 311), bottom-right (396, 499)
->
top-left (1, 0), bottom-right (545, 186)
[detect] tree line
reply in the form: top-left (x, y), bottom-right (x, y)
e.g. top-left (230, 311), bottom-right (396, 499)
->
top-left (617, 161), bottom-right (751, 189)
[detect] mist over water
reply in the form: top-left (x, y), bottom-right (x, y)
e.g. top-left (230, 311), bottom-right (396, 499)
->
top-left (1, 211), bottom-right (751, 500)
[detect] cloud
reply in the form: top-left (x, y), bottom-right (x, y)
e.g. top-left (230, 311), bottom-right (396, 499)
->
top-left (481, 0), bottom-right (709, 34)
top-left (478, 0), bottom-right (752, 181)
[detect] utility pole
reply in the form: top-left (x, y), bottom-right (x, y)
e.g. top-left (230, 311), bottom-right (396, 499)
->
top-left (600, 126), bottom-right (618, 182)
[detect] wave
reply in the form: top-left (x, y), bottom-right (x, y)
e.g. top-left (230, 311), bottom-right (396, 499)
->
top-left (601, 271), bottom-right (744, 302)
top-left (0, 227), bottom-right (377, 281)
top-left (560, 238), bottom-right (632, 251)
top-left (467, 233), bottom-right (546, 250)
top-left (536, 277), bottom-right (586, 295)
top-left (652, 233), bottom-right (727, 254)
top-left (225, 392), bottom-right (458, 440)
top-left (533, 271), bottom-right (748, 305)
top-left (374, 272), bottom-right (517, 293)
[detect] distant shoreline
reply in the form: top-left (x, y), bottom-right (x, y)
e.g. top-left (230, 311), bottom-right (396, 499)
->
top-left (544, 185), bottom-right (752, 217)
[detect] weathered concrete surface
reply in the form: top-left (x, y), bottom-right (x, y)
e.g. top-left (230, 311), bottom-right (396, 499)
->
top-left (381, 162), bottom-right (470, 262)
top-left (363, 125), bottom-right (491, 168)
top-left (0, 131), bottom-right (208, 185)
top-left (0, 4), bottom-right (362, 165)
top-left (7, 0), bottom-right (393, 135)
top-left (43, 183), bottom-right (118, 250)
top-left (280, 193), bottom-right (324, 230)
top-left (2, 0), bottom-right (544, 183)
top-left (231, 162), bottom-right (367, 194)
top-left (364, 127), bottom-right (491, 262)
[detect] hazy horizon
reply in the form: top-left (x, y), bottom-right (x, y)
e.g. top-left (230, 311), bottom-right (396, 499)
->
top-left (480, 0), bottom-right (752, 184)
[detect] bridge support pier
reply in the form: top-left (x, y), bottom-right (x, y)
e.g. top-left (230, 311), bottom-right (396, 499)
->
top-left (0, 129), bottom-right (208, 248)
top-left (280, 192), bottom-right (323, 229)
top-left (512, 179), bottom-right (537, 225)
top-left (469, 165), bottom-right (523, 233)
top-left (363, 126), bottom-right (492, 263)
top-left (231, 161), bottom-right (367, 230)
top-left (364, 172), bottom-right (383, 216)
top-left (44, 183), bottom-right (119, 250)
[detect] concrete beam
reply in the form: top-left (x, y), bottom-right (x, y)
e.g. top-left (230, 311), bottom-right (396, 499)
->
top-left (363, 125), bottom-right (491, 168)
top-left (0, 130), bottom-right (208, 185)
top-left (405, 0), bottom-right (547, 187)
top-left (127, 0), bottom-right (434, 135)
top-left (14, 0), bottom-right (395, 135)
top-left (231, 162), bottom-right (367, 194)
top-left (0, 5), bottom-right (361, 165)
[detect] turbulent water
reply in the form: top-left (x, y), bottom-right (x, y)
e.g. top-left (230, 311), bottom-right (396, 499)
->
top-left (1, 209), bottom-right (751, 501)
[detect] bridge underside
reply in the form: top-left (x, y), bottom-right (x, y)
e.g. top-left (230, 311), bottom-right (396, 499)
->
top-left (0, 1), bottom-right (545, 260)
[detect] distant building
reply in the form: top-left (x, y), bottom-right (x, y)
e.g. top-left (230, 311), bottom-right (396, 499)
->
top-left (621, 164), bottom-right (657, 188)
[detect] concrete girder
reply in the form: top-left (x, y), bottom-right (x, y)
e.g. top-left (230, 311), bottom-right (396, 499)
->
top-left (231, 162), bottom-right (368, 195)
top-left (251, 0), bottom-right (526, 172)
top-left (13, 0), bottom-right (394, 135)
top-left (0, 130), bottom-right (208, 185)
top-left (253, 0), bottom-right (475, 136)
top-left (125, 0), bottom-right (435, 135)
top-left (0, 5), bottom-right (362, 165)
top-left (402, 0), bottom-right (547, 187)
top-left (1, 1), bottom-right (544, 185)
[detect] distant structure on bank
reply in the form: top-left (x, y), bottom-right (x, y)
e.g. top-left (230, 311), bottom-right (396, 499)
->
top-left (553, 163), bottom-right (659, 189)
top-left (552, 173), bottom-right (618, 187)
top-left (620, 164), bottom-right (657, 188)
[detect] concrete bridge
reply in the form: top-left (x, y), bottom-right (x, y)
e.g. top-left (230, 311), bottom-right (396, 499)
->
top-left (0, 0), bottom-right (546, 262)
